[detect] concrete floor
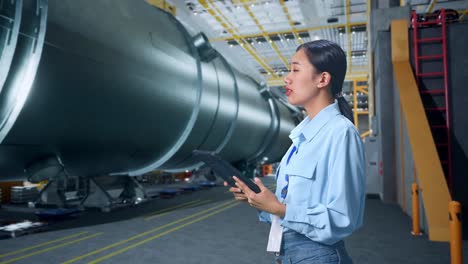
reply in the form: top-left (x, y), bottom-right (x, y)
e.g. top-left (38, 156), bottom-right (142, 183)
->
top-left (0, 176), bottom-right (466, 264)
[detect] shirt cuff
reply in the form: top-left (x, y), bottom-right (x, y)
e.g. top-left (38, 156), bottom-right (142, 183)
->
top-left (281, 203), bottom-right (327, 229)
top-left (258, 210), bottom-right (272, 223)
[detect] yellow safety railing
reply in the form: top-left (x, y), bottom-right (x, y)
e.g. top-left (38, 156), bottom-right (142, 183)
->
top-left (353, 78), bottom-right (369, 129)
top-left (391, 19), bottom-right (450, 241)
top-left (459, 10), bottom-right (467, 22)
top-left (360, 130), bottom-right (370, 138)
top-left (425, 0), bottom-right (438, 13)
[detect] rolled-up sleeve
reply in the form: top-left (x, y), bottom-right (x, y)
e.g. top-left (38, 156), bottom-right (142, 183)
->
top-left (280, 128), bottom-right (366, 245)
top-left (258, 210), bottom-right (272, 223)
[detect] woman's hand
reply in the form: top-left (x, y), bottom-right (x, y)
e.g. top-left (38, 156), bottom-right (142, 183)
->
top-left (224, 181), bottom-right (248, 202)
top-left (232, 176), bottom-right (285, 218)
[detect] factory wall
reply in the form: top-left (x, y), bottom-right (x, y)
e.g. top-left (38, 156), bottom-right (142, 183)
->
top-left (371, 5), bottom-right (411, 203)
top-left (372, 4), bottom-right (468, 237)
top-left (447, 22), bottom-right (468, 237)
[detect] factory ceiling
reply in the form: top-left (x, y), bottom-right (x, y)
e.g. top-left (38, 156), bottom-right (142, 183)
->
top-left (168, 0), bottom-right (467, 86)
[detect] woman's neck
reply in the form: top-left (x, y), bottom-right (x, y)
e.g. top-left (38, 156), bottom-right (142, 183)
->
top-left (304, 94), bottom-right (334, 120)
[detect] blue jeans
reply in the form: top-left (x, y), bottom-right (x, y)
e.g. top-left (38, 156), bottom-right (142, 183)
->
top-left (273, 231), bottom-right (353, 264)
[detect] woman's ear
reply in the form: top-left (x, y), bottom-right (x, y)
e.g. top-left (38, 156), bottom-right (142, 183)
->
top-left (317, 72), bottom-right (331, 89)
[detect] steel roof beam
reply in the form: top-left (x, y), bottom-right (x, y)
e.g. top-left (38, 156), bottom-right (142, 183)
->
top-left (240, 0), bottom-right (290, 69)
top-left (278, 0), bottom-right (304, 45)
top-left (198, 0), bottom-right (277, 76)
top-left (209, 22), bottom-right (367, 42)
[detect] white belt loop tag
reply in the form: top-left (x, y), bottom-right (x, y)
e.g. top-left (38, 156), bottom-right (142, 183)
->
top-left (266, 215), bottom-right (283, 253)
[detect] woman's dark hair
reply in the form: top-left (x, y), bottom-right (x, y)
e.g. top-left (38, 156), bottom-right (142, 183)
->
top-left (296, 40), bottom-right (353, 123)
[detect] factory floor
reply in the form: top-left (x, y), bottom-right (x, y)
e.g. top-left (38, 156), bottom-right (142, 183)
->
top-left (0, 176), bottom-right (466, 264)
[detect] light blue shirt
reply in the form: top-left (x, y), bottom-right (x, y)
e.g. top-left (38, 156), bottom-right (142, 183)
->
top-left (259, 102), bottom-right (366, 245)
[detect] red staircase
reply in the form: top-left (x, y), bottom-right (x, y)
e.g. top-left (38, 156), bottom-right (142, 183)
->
top-left (411, 9), bottom-right (452, 193)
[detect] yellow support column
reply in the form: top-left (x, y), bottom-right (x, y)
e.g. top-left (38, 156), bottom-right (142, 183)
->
top-left (449, 201), bottom-right (463, 264)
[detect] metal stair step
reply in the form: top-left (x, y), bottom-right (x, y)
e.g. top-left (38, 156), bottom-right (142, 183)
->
top-left (417, 37), bottom-right (443, 43)
top-left (425, 107), bottom-right (447, 112)
top-left (417, 72), bottom-right (444, 77)
top-left (420, 89), bottom-right (445, 95)
top-left (417, 54), bottom-right (443, 60)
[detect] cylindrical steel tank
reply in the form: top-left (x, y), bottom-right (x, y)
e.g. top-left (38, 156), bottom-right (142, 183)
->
top-left (0, 0), bottom-right (296, 181)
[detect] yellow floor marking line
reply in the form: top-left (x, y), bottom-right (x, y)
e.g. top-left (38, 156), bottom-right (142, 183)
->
top-left (144, 200), bottom-right (211, 221)
top-left (88, 202), bottom-right (240, 264)
top-left (143, 199), bottom-right (202, 219)
top-left (145, 200), bottom-right (214, 221)
top-left (0, 231), bottom-right (90, 258)
top-left (0, 232), bottom-right (102, 264)
top-left (62, 200), bottom-right (235, 264)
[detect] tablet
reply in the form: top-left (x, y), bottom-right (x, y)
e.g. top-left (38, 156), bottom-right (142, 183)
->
top-left (192, 150), bottom-right (261, 193)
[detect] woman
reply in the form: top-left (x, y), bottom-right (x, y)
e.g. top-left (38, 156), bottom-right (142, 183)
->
top-left (227, 40), bottom-right (366, 264)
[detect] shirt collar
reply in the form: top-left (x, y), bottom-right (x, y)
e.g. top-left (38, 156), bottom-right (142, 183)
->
top-left (289, 102), bottom-right (341, 143)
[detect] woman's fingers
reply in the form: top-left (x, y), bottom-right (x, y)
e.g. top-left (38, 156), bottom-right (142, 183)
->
top-left (234, 193), bottom-right (248, 201)
top-left (232, 176), bottom-right (254, 195)
top-left (228, 186), bottom-right (243, 193)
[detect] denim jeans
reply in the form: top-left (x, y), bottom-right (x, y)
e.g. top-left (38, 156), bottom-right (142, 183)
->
top-left (273, 231), bottom-right (353, 264)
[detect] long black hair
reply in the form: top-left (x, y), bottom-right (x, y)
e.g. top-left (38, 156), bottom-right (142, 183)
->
top-left (296, 40), bottom-right (353, 123)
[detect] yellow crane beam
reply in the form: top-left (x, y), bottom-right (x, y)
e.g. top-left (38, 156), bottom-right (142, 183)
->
top-left (278, 0), bottom-right (304, 45)
top-left (209, 22), bottom-right (367, 42)
top-left (240, 0), bottom-right (290, 68)
top-left (198, 0), bottom-right (277, 76)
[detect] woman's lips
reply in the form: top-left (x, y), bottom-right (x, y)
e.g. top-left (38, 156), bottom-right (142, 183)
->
top-left (285, 87), bottom-right (292, 96)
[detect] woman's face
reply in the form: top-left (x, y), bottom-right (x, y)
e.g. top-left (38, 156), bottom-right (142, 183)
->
top-left (283, 49), bottom-right (322, 106)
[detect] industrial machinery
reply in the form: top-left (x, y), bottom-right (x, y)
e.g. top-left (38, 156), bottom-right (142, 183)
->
top-left (0, 0), bottom-right (297, 210)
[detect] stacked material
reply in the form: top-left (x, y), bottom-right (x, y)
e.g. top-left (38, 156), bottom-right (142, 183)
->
top-left (10, 186), bottom-right (39, 204)
top-left (0, 220), bottom-right (45, 238)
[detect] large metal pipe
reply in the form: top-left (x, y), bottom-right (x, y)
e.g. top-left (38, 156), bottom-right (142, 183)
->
top-left (0, 0), bottom-right (296, 181)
